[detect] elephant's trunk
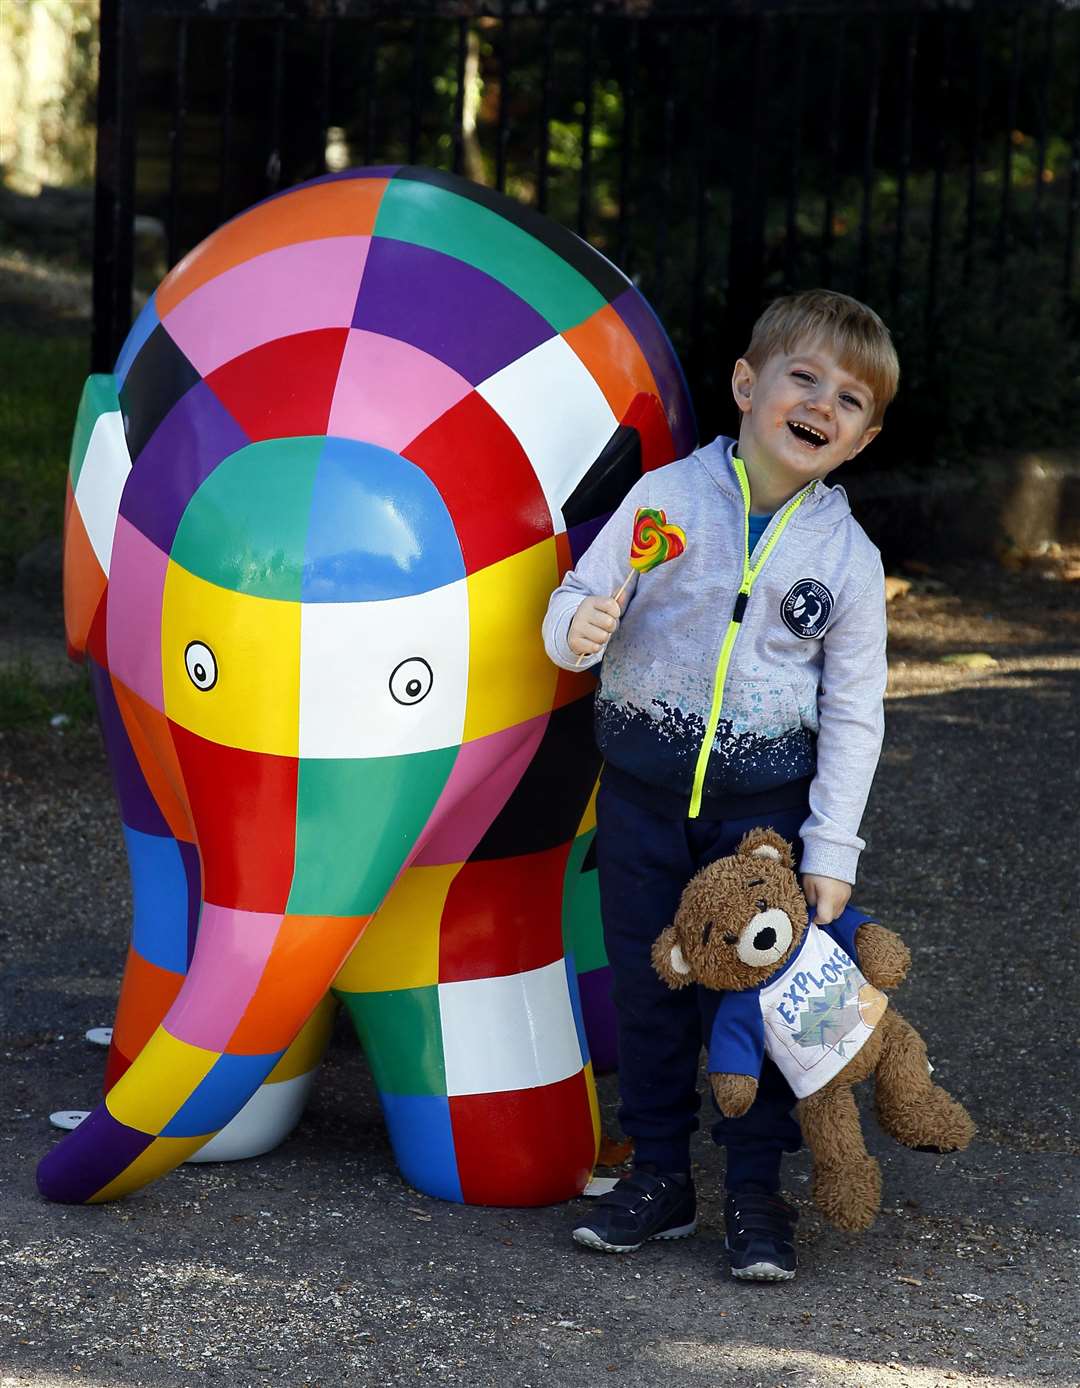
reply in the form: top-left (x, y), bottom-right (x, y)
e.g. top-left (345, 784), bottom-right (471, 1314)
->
top-left (37, 904), bottom-right (367, 1203)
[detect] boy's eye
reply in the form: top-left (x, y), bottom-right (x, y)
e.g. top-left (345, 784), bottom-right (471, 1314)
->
top-left (791, 370), bottom-right (814, 383)
top-left (840, 394), bottom-right (864, 409)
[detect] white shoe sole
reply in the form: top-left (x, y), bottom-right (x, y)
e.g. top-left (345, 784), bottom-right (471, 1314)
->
top-left (729, 1259), bottom-right (796, 1282)
top-left (572, 1219), bottom-right (697, 1254)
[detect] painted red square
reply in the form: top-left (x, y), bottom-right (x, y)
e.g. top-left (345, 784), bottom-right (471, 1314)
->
top-left (204, 327), bottom-right (349, 442)
top-left (169, 723), bottom-right (298, 913)
top-left (402, 391), bottom-right (553, 574)
top-left (451, 1070), bottom-right (597, 1206)
top-left (623, 390), bottom-right (676, 476)
top-left (438, 842), bottom-right (570, 984)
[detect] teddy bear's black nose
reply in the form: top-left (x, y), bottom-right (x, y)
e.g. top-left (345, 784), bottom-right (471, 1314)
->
top-left (753, 927), bottom-right (777, 952)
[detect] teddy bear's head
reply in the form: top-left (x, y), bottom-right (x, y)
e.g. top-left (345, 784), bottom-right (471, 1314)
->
top-left (652, 827), bottom-right (810, 993)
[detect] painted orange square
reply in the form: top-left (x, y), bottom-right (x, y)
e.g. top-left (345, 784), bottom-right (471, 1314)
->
top-left (112, 680), bottom-right (194, 843)
top-left (108, 946), bottom-right (186, 1089)
top-left (156, 178), bottom-right (389, 316)
top-left (63, 481), bottom-right (107, 661)
top-left (563, 304), bottom-right (660, 420)
top-left (227, 912), bottom-right (370, 1054)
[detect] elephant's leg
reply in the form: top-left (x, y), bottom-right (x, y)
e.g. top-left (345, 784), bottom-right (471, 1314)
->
top-left (100, 671), bottom-right (333, 1160)
top-left (335, 842), bottom-right (600, 1207)
top-left (90, 667), bottom-right (198, 1091)
top-left (560, 779), bottom-right (619, 1074)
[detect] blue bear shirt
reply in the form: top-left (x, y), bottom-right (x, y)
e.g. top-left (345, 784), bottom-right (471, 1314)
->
top-left (707, 905), bottom-right (887, 1099)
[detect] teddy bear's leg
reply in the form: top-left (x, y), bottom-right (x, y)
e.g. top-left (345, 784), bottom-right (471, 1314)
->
top-left (873, 1008), bottom-right (976, 1153)
top-left (797, 1087), bottom-right (882, 1232)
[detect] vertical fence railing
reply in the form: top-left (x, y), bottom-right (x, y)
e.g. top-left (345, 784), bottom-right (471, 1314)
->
top-left (92, 0), bottom-right (1080, 452)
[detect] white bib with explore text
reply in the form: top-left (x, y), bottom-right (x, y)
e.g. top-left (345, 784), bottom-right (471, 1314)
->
top-left (759, 923), bottom-right (887, 1098)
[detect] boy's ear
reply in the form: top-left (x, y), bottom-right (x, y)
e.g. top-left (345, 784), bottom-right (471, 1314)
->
top-left (846, 423), bottom-right (881, 461)
top-left (731, 358), bottom-right (755, 415)
top-left (651, 926), bottom-right (694, 990)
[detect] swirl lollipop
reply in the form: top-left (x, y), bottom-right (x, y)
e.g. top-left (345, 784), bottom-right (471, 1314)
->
top-left (629, 507), bottom-right (687, 577)
top-left (575, 506), bottom-right (687, 665)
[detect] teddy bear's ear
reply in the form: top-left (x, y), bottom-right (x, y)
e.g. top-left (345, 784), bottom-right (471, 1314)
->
top-left (736, 827), bottom-right (795, 869)
top-left (651, 926), bottom-right (694, 990)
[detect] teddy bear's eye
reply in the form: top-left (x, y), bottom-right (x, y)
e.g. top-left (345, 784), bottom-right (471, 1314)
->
top-left (701, 921), bottom-right (713, 945)
top-left (756, 898), bottom-right (768, 912)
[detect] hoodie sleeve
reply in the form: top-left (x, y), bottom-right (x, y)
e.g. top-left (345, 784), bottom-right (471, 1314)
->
top-left (799, 557), bottom-right (887, 884)
top-left (541, 472), bottom-right (654, 671)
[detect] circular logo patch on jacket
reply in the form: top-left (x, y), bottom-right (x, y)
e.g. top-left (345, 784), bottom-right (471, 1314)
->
top-left (781, 579), bottom-right (834, 638)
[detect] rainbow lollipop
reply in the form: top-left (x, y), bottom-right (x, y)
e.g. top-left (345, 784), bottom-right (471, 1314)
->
top-left (575, 506), bottom-right (687, 664)
top-left (628, 506), bottom-right (687, 580)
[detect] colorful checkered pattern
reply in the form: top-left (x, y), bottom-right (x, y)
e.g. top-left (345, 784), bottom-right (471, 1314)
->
top-left (40, 166), bottom-right (695, 1207)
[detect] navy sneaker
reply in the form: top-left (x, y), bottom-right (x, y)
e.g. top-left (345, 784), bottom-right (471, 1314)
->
top-left (572, 1168), bottom-right (697, 1253)
top-left (724, 1191), bottom-right (798, 1281)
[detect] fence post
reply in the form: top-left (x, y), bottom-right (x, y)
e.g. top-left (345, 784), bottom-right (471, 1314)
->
top-left (91, 0), bottom-right (138, 374)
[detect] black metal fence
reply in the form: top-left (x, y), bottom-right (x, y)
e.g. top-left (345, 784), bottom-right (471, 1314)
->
top-left (94, 0), bottom-right (1080, 456)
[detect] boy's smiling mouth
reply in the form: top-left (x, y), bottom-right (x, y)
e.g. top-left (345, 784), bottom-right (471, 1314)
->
top-left (786, 420), bottom-right (829, 449)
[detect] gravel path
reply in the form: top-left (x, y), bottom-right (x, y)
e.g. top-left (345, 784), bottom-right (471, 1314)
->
top-left (1, 566), bottom-right (1078, 1388)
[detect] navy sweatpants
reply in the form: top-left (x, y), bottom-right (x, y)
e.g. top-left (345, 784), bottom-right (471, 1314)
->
top-left (595, 776), bottom-right (807, 1191)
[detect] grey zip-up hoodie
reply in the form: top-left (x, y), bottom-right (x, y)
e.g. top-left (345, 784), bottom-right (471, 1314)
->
top-left (542, 436), bottom-right (887, 884)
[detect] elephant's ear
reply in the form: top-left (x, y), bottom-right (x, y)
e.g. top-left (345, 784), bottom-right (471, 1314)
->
top-left (63, 374), bottom-right (131, 662)
top-left (651, 925), bottom-right (694, 990)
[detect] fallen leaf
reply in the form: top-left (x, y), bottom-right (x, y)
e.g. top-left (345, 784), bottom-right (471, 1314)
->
top-left (884, 576), bottom-right (912, 602)
top-left (598, 1134), bottom-right (634, 1166)
top-left (898, 1275), bottom-right (923, 1287)
top-left (939, 652), bottom-right (998, 669)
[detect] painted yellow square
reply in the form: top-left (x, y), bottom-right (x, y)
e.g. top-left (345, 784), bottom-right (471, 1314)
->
top-left (266, 995), bottom-right (336, 1083)
top-left (105, 1025), bottom-right (218, 1133)
top-left (577, 779), bottom-right (600, 836)
top-left (161, 560), bottom-right (301, 756)
top-left (333, 863), bottom-right (460, 994)
top-left (464, 540), bottom-right (560, 742)
top-left (585, 1060), bottom-right (601, 1152)
top-left (89, 1134), bottom-right (208, 1202)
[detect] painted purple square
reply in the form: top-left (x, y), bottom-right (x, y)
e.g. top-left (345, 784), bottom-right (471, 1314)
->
top-left (37, 1106), bottom-right (154, 1204)
top-left (353, 237), bottom-right (554, 385)
top-left (119, 382), bottom-right (250, 554)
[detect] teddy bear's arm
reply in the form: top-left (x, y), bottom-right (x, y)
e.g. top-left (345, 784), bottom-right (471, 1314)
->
top-left (710, 1072), bottom-right (759, 1117)
top-left (706, 994), bottom-right (766, 1117)
top-left (853, 922), bottom-right (911, 988)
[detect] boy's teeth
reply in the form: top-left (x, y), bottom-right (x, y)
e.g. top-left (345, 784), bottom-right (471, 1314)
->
top-left (788, 420), bottom-right (827, 446)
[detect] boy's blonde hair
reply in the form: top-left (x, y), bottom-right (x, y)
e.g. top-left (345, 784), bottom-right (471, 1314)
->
top-left (744, 290), bottom-right (900, 426)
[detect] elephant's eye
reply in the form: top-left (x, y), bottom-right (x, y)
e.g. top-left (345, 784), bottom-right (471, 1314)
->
top-left (184, 641), bottom-right (218, 691)
top-left (389, 657), bottom-right (433, 706)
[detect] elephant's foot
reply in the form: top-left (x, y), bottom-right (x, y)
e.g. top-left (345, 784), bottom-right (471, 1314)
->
top-left (381, 1067), bottom-right (599, 1206)
top-left (812, 1157), bottom-right (882, 1232)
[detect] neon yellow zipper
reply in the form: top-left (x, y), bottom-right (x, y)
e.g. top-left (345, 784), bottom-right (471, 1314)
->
top-left (688, 458), bottom-right (816, 818)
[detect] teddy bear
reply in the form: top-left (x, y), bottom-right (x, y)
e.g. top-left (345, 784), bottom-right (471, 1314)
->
top-left (651, 827), bottom-right (975, 1231)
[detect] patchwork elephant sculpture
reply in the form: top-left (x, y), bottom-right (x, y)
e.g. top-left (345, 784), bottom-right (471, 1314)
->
top-left (40, 166), bottom-right (695, 1206)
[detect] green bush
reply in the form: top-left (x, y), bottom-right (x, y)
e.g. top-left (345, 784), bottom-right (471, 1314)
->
top-left (0, 324), bottom-right (88, 583)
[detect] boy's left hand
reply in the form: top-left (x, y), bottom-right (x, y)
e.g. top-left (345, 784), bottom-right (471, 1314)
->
top-left (801, 874), bottom-right (851, 925)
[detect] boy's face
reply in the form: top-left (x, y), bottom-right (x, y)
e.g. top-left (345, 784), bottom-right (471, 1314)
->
top-left (731, 340), bottom-right (880, 499)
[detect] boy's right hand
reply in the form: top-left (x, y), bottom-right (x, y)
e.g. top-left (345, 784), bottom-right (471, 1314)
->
top-left (568, 595), bottom-right (624, 658)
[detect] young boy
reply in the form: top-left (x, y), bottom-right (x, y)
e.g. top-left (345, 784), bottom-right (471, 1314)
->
top-left (542, 290), bottom-right (899, 1281)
